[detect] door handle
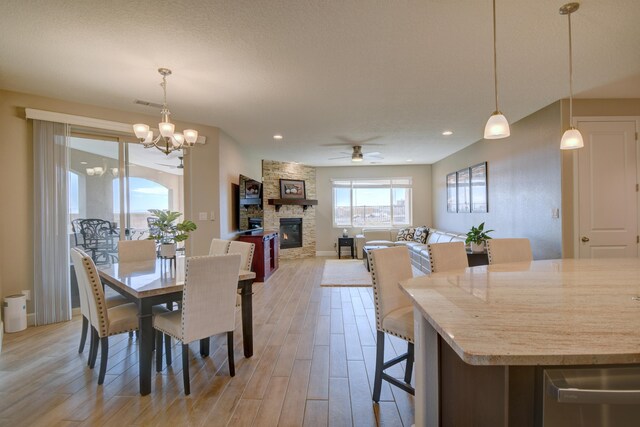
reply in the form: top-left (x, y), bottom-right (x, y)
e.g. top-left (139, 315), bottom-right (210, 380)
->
top-left (581, 236), bottom-right (590, 242)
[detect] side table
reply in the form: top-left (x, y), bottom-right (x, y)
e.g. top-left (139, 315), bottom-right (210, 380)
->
top-left (466, 250), bottom-right (489, 267)
top-left (338, 237), bottom-right (355, 259)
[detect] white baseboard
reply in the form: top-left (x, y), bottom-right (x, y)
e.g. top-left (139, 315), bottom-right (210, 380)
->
top-left (315, 251), bottom-right (337, 257)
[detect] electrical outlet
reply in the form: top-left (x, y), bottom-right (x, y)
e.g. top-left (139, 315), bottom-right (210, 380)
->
top-left (22, 290), bottom-right (31, 301)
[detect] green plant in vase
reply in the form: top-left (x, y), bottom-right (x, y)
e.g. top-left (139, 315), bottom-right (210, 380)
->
top-left (465, 222), bottom-right (494, 253)
top-left (147, 209), bottom-right (197, 257)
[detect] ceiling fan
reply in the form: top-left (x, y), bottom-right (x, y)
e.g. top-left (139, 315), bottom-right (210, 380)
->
top-left (329, 145), bottom-right (383, 162)
top-left (155, 156), bottom-right (184, 169)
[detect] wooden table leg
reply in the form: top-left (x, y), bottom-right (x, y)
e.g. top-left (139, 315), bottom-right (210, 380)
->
top-left (138, 299), bottom-right (154, 396)
top-left (239, 279), bottom-right (254, 358)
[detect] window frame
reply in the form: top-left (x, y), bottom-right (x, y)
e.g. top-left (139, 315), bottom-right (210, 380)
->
top-left (331, 177), bottom-right (413, 228)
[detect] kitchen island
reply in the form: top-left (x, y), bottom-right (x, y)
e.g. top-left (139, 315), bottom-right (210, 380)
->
top-left (399, 259), bottom-right (640, 427)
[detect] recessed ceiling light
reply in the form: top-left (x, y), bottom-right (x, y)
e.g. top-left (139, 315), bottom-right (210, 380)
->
top-left (80, 161), bottom-right (88, 165)
top-left (406, 159), bottom-right (413, 162)
top-left (442, 131), bottom-right (453, 136)
top-left (273, 134), bottom-right (283, 140)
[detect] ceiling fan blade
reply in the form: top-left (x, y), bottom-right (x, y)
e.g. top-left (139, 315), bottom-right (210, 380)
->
top-left (328, 155), bottom-right (350, 160)
top-left (364, 151), bottom-right (381, 156)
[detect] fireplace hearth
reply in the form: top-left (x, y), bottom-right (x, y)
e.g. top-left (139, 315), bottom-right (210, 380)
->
top-left (280, 218), bottom-right (303, 249)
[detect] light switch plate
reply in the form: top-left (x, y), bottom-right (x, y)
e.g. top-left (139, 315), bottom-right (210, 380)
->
top-left (198, 212), bottom-right (207, 221)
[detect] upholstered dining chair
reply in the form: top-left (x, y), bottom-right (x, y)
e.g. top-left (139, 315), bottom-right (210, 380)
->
top-left (428, 241), bottom-right (469, 273)
top-left (228, 240), bottom-right (255, 271)
top-left (368, 246), bottom-right (415, 402)
top-left (70, 248), bottom-right (153, 385)
top-left (118, 239), bottom-right (157, 262)
top-left (153, 254), bottom-right (242, 395)
top-left (209, 238), bottom-right (231, 255)
top-left (487, 238), bottom-right (533, 265)
top-left (71, 249), bottom-right (130, 356)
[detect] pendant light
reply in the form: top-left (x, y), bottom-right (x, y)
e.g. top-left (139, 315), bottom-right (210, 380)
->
top-left (484, 0), bottom-right (510, 139)
top-left (559, 3), bottom-right (583, 150)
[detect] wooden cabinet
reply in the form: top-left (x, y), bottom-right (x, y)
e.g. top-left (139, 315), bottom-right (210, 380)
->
top-left (238, 230), bottom-right (279, 282)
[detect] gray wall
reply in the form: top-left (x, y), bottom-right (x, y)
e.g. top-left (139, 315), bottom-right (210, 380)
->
top-left (432, 102), bottom-right (563, 260)
top-left (218, 131), bottom-right (262, 240)
top-left (315, 164), bottom-right (432, 254)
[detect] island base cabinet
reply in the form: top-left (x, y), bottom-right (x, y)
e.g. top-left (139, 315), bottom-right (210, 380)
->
top-left (438, 341), bottom-right (536, 427)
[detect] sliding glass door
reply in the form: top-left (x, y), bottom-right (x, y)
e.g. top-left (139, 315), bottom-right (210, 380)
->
top-left (67, 132), bottom-right (183, 306)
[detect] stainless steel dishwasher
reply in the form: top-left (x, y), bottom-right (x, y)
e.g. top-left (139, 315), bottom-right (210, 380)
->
top-left (543, 367), bottom-right (640, 426)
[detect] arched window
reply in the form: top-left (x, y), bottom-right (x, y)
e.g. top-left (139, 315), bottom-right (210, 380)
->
top-left (113, 177), bottom-right (169, 212)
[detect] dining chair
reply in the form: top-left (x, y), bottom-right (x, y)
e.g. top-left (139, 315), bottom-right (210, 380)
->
top-left (209, 238), bottom-right (231, 255)
top-left (428, 241), bottom-right (469, 273)
top-left (71, 248), bottom-right (130, 355)
top-left (487, 238), bottom-right (533, 264)
top-left (71, 218), bottom-right (84, 247)
top-left (79, 219), bottom-right (118, 264)
top-left (368, 246), bottom-right (415, 402)
top-left (153, 254), bottom-right (242, 395)
top-left (71, 248), bottom-right (143, 384)
top-left (118, 239), bottom-right (157, 262)
top-left (228, 240), bottom-right (255, 271)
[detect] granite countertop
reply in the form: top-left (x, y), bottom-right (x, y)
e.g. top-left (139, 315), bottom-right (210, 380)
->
top-left (399, 258), bottom-right (640, 366)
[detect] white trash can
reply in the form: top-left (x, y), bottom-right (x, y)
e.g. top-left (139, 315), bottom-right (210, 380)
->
top-left (4, 294), bottom-right (27, 333)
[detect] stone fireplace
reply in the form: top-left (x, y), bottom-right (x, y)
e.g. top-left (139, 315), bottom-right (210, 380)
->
top-left (263, 160), bottom-right (316, 260)
top-left (280, 218), bottom-right (303, 249)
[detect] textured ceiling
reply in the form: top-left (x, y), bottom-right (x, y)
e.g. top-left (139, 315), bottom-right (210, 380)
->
top-left (1, 0), bottom-right (639, 166)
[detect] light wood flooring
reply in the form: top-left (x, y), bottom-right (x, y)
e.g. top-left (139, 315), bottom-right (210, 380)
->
top-left (0, 257), bottom-right (414, 426)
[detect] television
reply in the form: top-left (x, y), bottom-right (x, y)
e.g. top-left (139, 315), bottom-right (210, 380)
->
top-left (238, 174), bottom-right (263, 232)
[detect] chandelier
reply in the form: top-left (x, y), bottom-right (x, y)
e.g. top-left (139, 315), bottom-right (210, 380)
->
top-left (133, 68), bottom-right (198, 155)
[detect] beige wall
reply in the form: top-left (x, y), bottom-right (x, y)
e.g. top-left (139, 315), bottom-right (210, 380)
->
top-left (561, 98), bottom-right (640, 258)
top-left (0, 89), bottom-right (221, 310)
top-left (218, 131), bottom-right (262, 240)
top-left (432, 102), bottom-right (563, 260)
top-left (315, 165), bottom-right (432, 254)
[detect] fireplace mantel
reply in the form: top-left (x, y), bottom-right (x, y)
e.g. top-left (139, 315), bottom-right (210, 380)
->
top-left (268, 198), bottom-right (318, 212)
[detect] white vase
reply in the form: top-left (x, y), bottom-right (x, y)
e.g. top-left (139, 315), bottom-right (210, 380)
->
top-left (470, 241), bottom-right (485, 253)
top-left (160, 243), bottom-right (177, 258)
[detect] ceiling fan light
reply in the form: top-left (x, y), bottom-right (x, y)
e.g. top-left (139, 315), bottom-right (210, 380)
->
top-left (560, 127), bottom-right (584, 150)
top-left (484, 112), bottom-right (510, 139)
top-left (86, 168), bottom-right (95, 176)
top-left (351, 155), bottom-right (363, 162)
top-left (133, 123), bottom-right (150, 139)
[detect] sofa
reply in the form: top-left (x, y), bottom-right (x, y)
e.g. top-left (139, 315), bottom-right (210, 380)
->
top-left (355, 227), bottom-right (467, 274)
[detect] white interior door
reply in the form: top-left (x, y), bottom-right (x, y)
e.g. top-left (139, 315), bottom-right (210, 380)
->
top-left (577, 120), bottom-right (638, 258)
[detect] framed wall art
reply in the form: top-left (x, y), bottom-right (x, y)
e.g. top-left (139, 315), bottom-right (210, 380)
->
top-left (456, 168), bottom-right (471, 213)
top-left (279, 179), bottom-right (306, 199)
top-left (470, 162), bottom-right (488, 213)
top-left (447, 172), bottom-right (457, 213)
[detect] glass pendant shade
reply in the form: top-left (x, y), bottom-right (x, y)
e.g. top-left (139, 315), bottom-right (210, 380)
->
top-left (159, 122), bottom-right (175, 137)
top-left (484, 112), bottom-right (511, 139)
top-left (172, 133), bottom-right (184, 147)
top-left (144, 130), bottom-right (153, 143)
top-left (133, 123), bottom-right (150, 139)
top-left (183, 129), bottom-right (198, 144)
top-left (560, 127), bottom-right (584, 150)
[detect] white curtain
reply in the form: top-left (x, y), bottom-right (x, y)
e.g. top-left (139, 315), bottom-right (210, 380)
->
top-left (33, 119), bottom-right (71, 324)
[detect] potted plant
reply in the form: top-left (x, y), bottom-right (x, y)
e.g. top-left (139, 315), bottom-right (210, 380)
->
top-left (147, 209), bottom-right (197, 258)
top-left (465, 222), bottom-right (494, 253)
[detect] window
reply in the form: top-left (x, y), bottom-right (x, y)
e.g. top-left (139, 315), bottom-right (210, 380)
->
top-left (332, 178), bottom-right (412, 227)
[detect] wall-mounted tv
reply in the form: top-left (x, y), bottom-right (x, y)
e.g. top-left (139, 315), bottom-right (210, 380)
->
top-left (238, 174), bottom-right (263, 232)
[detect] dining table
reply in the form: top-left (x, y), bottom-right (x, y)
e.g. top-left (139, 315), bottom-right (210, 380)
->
top-left (98, 256), bottom-right (256, 396)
